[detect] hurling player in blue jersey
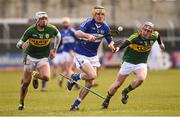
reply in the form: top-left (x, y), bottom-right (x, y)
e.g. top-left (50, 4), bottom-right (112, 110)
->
top-left (57, 17), bottom-right (79, 88)
top-left (66, 6), bottom-right (116, 111)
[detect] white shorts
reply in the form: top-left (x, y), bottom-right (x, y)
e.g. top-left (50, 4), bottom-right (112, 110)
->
top-left (52, 52), bottom-right (73, 65)
top-left (52, 53), bottom-right (65, 65)
top-left (24, 55), bottom-right (49, 72)
top-left (119, 61), bottom-right (147, 75)
top-left (62, 51), bottom-right (73, 62)
top-left (74, 53), bottom-right (100, 69)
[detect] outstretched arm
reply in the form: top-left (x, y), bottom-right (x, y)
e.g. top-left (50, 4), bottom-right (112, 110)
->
top-left (75, 30), bottom-right (96, 41)
top-left (115, 40), bottom-right (131, 52)
top-left (53, 32), bottom-right (61, 51)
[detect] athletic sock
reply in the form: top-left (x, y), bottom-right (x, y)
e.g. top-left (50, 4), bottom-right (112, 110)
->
top-left (105, 91), bottom-right (113, 101)
top-left (123, 84), bottom-right (134, 94)
top-left (20, 100), bottom-right (24, 105)
top-left (72, 98), bottom-right (81, 108)
top-left (71, 73), bottom-right (81, 81)
top-left (42, 80), bottom-right (46, 89)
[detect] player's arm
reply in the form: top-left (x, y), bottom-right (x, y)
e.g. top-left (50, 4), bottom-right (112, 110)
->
top-left (53, 32), bottom-right (61, 51)
top-left (157, 34), bottom-right (165, 50)
top-left (116, 40), bottom-right (131, 50)
top-left (104, 26), bottom-right (116, 52)
top-left (75, 30), bottom-right (96, 41)
top-left (16, 40), bottom-right (24, 49)
top-left (75, 18), bottom-right (96, 41)
top-left (50, 31), bottom-right (61, 59)
top-left (115, 33), bottom-right (136, 52)
top-left (107, 40), bottom-right (116, 53)
top-left (16, 30), bottom-right (30, 49)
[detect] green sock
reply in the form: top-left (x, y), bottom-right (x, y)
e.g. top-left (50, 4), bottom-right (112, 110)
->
top-left (123, 85), bottom-right (134, 94)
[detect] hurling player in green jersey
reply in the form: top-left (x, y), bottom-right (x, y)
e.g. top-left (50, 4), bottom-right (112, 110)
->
top-left (102, 21), bottom-right (165, 109)
top-left (16, 11), bottom-right (61, 110)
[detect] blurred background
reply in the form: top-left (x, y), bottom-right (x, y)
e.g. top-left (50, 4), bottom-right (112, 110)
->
top-left (0, 0), bottom-right (180, 69)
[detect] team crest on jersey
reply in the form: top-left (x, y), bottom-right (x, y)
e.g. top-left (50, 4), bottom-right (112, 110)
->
top-left (92, 27), bottom-right (96, 30)
top-left (150, 41), bottom-right (154, 45)
top-left (38, 34), bottom-right (44, 39)
top-left (45, 34), bottom-right (50, 38)
top-left (100, 30), bottom-right (105, 34)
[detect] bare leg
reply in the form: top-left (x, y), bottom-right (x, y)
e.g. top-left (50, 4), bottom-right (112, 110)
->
top-left (102, 73), bottom-right (128, 108)
top-left (120, 68), bottom-right (147, 104)
top-left (130, 68), bottom-right (147, 90)
top-left (18, 71), bottom-right (32, 110)
top-left (108, 74), bottom-right (128, 95)
top-left (32, 63), bottom-right (51, 90)
top-left (78, 80), bottom-right (93, 100)
top-left (70, 63), bottom-right (97, 110)
top-left (37, 63), bottom-right (51, 81)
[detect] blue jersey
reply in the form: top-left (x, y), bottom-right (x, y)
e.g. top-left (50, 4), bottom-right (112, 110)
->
top-left (60, 28), bottom-right (77, 52)
top-left (56, 45), bottom-right (63, 53)
top-left (75, 18), bottom-right (113, 57)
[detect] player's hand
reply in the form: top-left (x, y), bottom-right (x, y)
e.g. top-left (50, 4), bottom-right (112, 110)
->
top-left (22, 40), bottom-right (29, 49)
top-left (50, 48), bottom-right (57, 59)
top-left (108, 41), bottom-right (117, 53)
top-left (87, 34), bottom-right (96, 41)
top-left (160, 43), bottom-right (165, 51)
top-left (114, 47), bottom-right (120, 52)
top-left (70, 50), bottom-right (76, 57)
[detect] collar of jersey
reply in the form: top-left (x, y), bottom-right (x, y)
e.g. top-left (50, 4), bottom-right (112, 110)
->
top-left (36, 25), bottom-right (45, 32)
top-left (92, 18), bottom-right (103, 28)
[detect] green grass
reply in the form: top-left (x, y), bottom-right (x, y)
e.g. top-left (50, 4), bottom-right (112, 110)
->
top-left (0, 69), bottom-right (180, 116)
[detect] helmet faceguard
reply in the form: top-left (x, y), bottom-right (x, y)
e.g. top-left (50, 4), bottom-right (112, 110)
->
top-left (92, 6), bottom-right (106, 17)
top-left (141, 21), bottom-right (154, 30)
top-left (140, 21), bottom-right (154, 39)
top-left (35, 11), bottom-right (48, 22)
top-left (35, 11), bottom-right (48, 28)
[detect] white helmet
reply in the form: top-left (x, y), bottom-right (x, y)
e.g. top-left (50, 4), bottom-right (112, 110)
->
top-left (142, 21), bottom-right (154, 29)
top-left (35, 11), bottom-right (48, 21)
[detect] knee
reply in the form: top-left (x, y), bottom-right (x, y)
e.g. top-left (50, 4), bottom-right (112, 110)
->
top-left (137, 77), bottom-right (145, 84)
top-left (87, 73), bottom-right (97, 80)
top-left (85, 81), bottom-right (93, 88)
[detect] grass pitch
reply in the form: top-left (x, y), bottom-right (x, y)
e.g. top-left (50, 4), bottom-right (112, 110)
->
top-left (0, 68), bottom-right (180, 116)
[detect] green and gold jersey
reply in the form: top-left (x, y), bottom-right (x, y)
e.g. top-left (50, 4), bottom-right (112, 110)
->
top-left (20, 24), bottom-right (59, 59)
top-left (123, 31), bottom-right (159, 64)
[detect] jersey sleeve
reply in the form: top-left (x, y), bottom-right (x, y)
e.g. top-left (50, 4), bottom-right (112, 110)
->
top-left (20, 26), bottom-right (33, 42)
top-left (52, 26), bottom-right (59, 35)
top-left (127, 33), bottom-right (139, 42)
top-left (104, 25), bottom-right (113, 44)
top-left (152, 31), bottom-right (159, 39)
top-left (70, 28), bottom-right (77, 38)
top-left (153, 31), bottom-right (162, 45)
top-left (47, 24), bottom-right (59, 35)
top-left (80, 18), bottom-right (92, 32)
top-left (54, 26), bottom-right (59, 35)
